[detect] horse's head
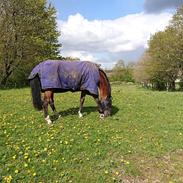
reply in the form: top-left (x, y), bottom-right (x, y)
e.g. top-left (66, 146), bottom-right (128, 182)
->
top-left (99, 69), bottom-right (112, 117)
top-left (101, 97), bottom-right (112, 117)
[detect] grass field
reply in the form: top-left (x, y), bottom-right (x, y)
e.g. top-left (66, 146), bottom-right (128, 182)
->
top-left (1, 83), bottom-right (183, 182)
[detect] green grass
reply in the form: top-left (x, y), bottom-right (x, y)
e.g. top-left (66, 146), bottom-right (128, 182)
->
top-left (1, 83), bottom-right (183, 182)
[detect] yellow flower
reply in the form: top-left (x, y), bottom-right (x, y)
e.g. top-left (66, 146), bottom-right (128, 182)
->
top-left (115, 171), bottom-right (119, 175)
top-left (3, 175), bottom-right (13, 183)
top-left (44, 147), bottom-right (47, 151)
top-left (33, 172), bottom-right (36, 177)
top-left (15, 170), bottom-right (19, 174)
top-left (24, 153), bottom-right (29, 159)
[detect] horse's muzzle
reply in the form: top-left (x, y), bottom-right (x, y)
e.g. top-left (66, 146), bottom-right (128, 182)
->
top-left (104, 109), bottom-right (112, 117)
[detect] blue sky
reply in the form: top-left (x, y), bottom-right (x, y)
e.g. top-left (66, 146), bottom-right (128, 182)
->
top-left (49, 0), bottom-right (183, 68)
top-left (50, 0), bottom-right (144, 20)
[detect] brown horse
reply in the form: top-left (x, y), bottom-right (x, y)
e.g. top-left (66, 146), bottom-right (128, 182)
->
top-left (29, 60), bottom-right (112, 124)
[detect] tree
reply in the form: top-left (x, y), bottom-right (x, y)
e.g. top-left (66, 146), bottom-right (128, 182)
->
top-left (110, 59), bottom-right (134, 82)
top-left (134, 5), bottom-right (183, 91)
top-left (148, 29), bottom-right (179, 90)
top-left (133, 51), bottom-right (152, 87)
top-left (0, 0), bottom-right (61, 87)
top-left (169, 6), bottom-right (183, 77)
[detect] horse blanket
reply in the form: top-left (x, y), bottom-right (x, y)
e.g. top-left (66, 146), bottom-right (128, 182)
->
top-left (28, 60), bottom-right (100, 95)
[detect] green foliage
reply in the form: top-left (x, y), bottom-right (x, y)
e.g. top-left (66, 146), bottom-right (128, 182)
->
top-left (110, 60), bottom-right (135, 82)
top-left (0, 0), bottom-right (60, 87)
top-left (110, 68), bottom-right (134, 82)
top-left (134, 5), bottom-right (183, 91)
top-left (1, 83), bottom-right (183, 182)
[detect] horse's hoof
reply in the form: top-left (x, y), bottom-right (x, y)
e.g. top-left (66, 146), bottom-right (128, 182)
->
top-left (100, 114), bottom-right (105, 119)
top-left (79, 114), bottom-right (83, 118)
top-left (45, 115), bottom-right (52, 125)
top-left (46, 120), bottom-right (52, 125)
top-left (78, 111), bottom-right (83, 118)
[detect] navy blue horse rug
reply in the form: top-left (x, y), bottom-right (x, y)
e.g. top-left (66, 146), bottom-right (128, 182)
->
top-left (28, 60), bottom-right (100, 95)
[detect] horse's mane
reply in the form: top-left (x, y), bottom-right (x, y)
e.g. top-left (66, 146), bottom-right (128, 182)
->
top-left (99, 68), bottom-right (111, 98)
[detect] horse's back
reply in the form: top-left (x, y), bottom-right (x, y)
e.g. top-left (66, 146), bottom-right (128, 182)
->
top-left (29, 60), bottom-right (100, 95)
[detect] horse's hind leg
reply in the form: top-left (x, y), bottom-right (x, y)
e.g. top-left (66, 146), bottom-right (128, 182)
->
top-left (78, 91), bottom-right (86, 118)
top-left (50, 92), bottom-right (56, 112)
top-left (43, 92), bottom-right (52, 125)
top-left (50, 92), bottom-right (61, 118)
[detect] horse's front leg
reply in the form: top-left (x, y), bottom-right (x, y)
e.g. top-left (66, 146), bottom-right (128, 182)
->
top-left (78, 91), bottom-right (86, 118)
top-left (50, 99), bottom-right (61, 119)
top-left (93, 95), bottom-right (104, 119)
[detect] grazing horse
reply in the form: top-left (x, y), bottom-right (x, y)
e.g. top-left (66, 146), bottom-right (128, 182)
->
top-left (29, 60), bottom-right (112, 124)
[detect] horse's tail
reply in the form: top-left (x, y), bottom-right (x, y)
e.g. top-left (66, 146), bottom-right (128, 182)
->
top-left (29, 75), bottom-right (43, 110)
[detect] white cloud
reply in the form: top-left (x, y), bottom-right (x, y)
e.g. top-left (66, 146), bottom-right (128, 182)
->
top-left (57, 12), bottom-right (172, 68)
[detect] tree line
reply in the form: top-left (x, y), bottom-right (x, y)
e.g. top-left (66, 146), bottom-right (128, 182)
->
top-left (0, 0), bottom-right (61, 88)
top-left (108, 60), bottom-right (135, 83)
top-left (134, 6), bottom-right (183, 91)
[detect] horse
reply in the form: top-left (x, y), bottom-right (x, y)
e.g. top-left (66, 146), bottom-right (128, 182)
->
top-left (28, 60), bottom-right (112, 124)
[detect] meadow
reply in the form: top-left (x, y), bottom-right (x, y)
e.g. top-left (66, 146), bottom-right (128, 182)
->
top-left (1, 83), bottom-right (183, 182)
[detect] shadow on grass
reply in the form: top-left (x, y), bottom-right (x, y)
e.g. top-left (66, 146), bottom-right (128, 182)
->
top-left (50, 105), bottom-right (119, 122)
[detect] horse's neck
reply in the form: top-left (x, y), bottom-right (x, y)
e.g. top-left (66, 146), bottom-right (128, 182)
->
top-left (99, 70), bottom-right (110, 100)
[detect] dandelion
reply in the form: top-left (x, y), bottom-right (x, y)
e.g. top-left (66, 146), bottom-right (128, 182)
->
top-left (33, 172), bottom-right (37, 177)
top-left (44, 147), bottom-right (47, 151)
top-left (125, 161), bottom-right (130, 165)
top-left (53, 160), bottom-right (58, 164)
top-left (24, 163), bottom-right (28, 168)
top-left (24, 153), bottom-right (29, 159)
top-left (3, 175), bottom-right (12, 183)
top-left (25, 146), bottom-right (30, 151)
top-left (115, 171), bottom-right (119, 175)
top-left (120, 158), bottom-right (124, 162)
top-left (48, 151), bottom-right (52, 155)
top-left (15, 170), bottom-right (19, 174)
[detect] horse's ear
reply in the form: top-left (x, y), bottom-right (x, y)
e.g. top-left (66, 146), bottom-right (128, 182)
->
top-left (96, 63), bottom-right (101, 68)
